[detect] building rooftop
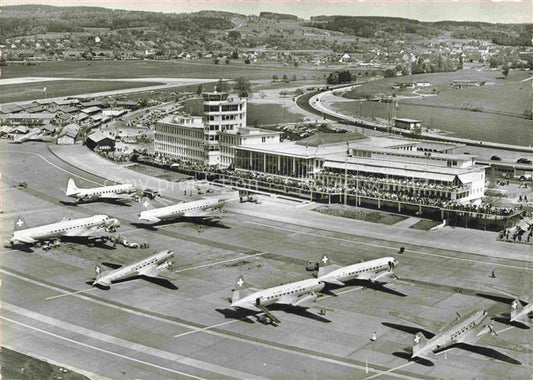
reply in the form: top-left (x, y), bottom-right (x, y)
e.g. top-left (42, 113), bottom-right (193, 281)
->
top-left (220, 126), bottom-right (279, 136)
top-left (159, 115), bottom-right (204, 128)
top-left (2, 112), bottom-right (56, 119)
top-left (59, 123), bottom-right (80, 138)
top-left (324, 156), bottom-right (483, 180)
top-left (296, 132), bottom-right (367, 147)
top-left (394, 118), bottom-right (422, 123)
top-left (87, 131), bottom-right (114, 143)
top-left (352, 145), bottom-right (475, 162)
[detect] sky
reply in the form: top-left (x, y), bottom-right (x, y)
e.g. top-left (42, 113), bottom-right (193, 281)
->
top-left (2, 0), bottom-right (532, 23)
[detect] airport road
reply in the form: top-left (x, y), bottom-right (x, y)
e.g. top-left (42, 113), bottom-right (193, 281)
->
top-left (1, 140), bottom-right (532, 379)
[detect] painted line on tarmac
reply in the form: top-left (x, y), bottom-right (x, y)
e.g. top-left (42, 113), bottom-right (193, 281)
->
top-left (175, 252), bottom-right (266, 273)
top-left (244, 221), bottom-right (532, 271)
top-left (174, 320), bottom-right (239, 338)
top-left (0, 150), bottom-right (103, 186)
top-left (495, 326), bottom-right (516, 335)
top-left (2, 315), bottom-right (207, 380)
top-left (0, 267), bottom-right (424, 380)
top-left (45, 287), bottom-right (98, 300)
top-left (0, 206), bottom-right (67, 218)
top-left (361, 362), bottom-right (414, 380)
top-left (3, 302), bottom-right (263, 380)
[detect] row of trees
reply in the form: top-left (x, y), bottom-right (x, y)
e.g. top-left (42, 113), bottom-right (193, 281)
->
top-left (326, 70), bottom-right (354, 85)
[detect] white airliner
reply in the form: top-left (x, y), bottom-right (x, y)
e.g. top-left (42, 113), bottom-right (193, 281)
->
top-left (230, 275), bottom-right (325, 324)
top-left (93, 250), bottom-right (175, 288)
top-left (316, 254), bottom-right (399, 286)
top-left (138, 198), bottom-right (225, 224)
top-left (10, 214), bottom-right (120, 246)
top-left (66, 178), bottom-right (138, 203)
top-left (410, 310), bottom-right (498, 362)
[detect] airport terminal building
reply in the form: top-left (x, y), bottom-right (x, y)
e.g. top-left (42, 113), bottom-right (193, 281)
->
top-left (155, 91), bottom-right (278, 166)
top-left (232, 135), bottom-right (486, 205)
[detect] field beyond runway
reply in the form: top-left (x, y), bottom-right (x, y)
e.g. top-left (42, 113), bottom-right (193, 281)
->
top-left (1, 141), bottom-right (532, 379)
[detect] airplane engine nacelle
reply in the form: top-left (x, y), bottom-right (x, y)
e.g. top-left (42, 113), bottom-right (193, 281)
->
top-left (293, 292), bottom-right (318, 307)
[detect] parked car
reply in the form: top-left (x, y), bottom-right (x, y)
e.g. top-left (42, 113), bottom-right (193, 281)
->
top-left (490, 155), bottom-right (502, 161)
top-left (517, 158), bottom-right (532, 165)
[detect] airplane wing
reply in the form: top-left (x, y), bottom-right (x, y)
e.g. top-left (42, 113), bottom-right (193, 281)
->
top-left (389, 311), bottom-right (439, 332)
top-left (139, 215), bottom-right (162, 223)
top-left (11, 236), bottom-right (37, 244)
top-left (64, 225), bottom-right (110, 237)
top-left (138, 266), bottom-right (175, 280)
top-left (321, 278), bottom-right (345, 286)
top-left (278, 292), bottom-right (318, 308)
top-left (185, 209), bottom-right (219, 218)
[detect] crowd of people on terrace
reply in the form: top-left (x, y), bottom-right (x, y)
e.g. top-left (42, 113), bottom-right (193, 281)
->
top-left (323, 171), bottom-right (462, 192)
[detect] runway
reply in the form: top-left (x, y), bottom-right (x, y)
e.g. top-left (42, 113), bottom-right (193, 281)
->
top-left (1, 140), bottom-right (532, 379)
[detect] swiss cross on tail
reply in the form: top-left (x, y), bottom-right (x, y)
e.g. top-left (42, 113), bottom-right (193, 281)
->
top-left (235, 275), bottom-right (247, 289)
top-left (321, 255), bottom-right (329, 265)
top-left (14, 216), bottom-right (27, 231)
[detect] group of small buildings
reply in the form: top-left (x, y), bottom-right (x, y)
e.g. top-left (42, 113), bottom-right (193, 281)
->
top-left (0, 97), bottom-right (139, 145)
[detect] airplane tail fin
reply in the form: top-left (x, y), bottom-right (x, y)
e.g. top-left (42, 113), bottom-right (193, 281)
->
top-left (231, 275), bottom-right (254, 304)
top-left (412, 332), bottom-right (427, 357)
top-left (14, 215), bottom-right (28, 231)
top-left (95, 265), bottom-right (105, 281)
top-left (511, 299), bottom-right (525, 322)
top-left (66, 178), bottom-right (79, 196)
top-left (141, 197), bottom-right (154, 210)
top-left (317, 254), bottom-right (336, 277)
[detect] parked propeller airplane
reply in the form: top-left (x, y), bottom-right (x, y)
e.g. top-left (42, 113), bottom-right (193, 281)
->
top-left (138, 197), bottom-right (225, 224)
top-left (92, 250), bottom-right (175, 288)
top-left (229, 275), bottom-right (325, 324)
top-left (316, 254), bottom-right (399, 286)
top-left (66, 178), bottom-right (158, 203)
top-left (386, 309), bottom-right (521, 365)
top-left (10, 214), bottom-right (120, 247)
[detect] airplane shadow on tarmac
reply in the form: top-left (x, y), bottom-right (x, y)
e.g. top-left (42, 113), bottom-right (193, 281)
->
top-left (61, 236), bottom-right (117, 249)
top-left (215, 304), bottom-right (331, 325)
top-left (323, 279), bottom-right (408, 298)
top-left (131, 218), bottom-right (230, 230)
top-left (392, 351), bottom-right (435, 367)
top-left (60, 199), bottom-right (133, 207)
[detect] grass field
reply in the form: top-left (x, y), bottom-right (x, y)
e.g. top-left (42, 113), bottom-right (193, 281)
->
top-left (182, 98), bottom-right (305, 125)
top-left (0, 347), bottom-right (90, 380)
top-left (314, 204), bottom-right (407, 225)
top-left (3, 60), bottom-right (332, 81)
top-left (333, 69), bottom-right (533, 146)
top-left (0, 80), bottom-right (162, 103)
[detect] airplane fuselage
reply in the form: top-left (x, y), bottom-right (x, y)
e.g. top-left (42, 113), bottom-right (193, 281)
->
top-left (413, 310), bottom-right (488, 358)
top-left (11, 215), bottom-right (119, 245)
top-left (319, 257), bottom-right (397, 284)
top-left (232, 278), bottom-right (324, 309)
top-left (139, 198), bottom-right (224, 223)
top-left (70, 184), bottom-right (135, 200)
